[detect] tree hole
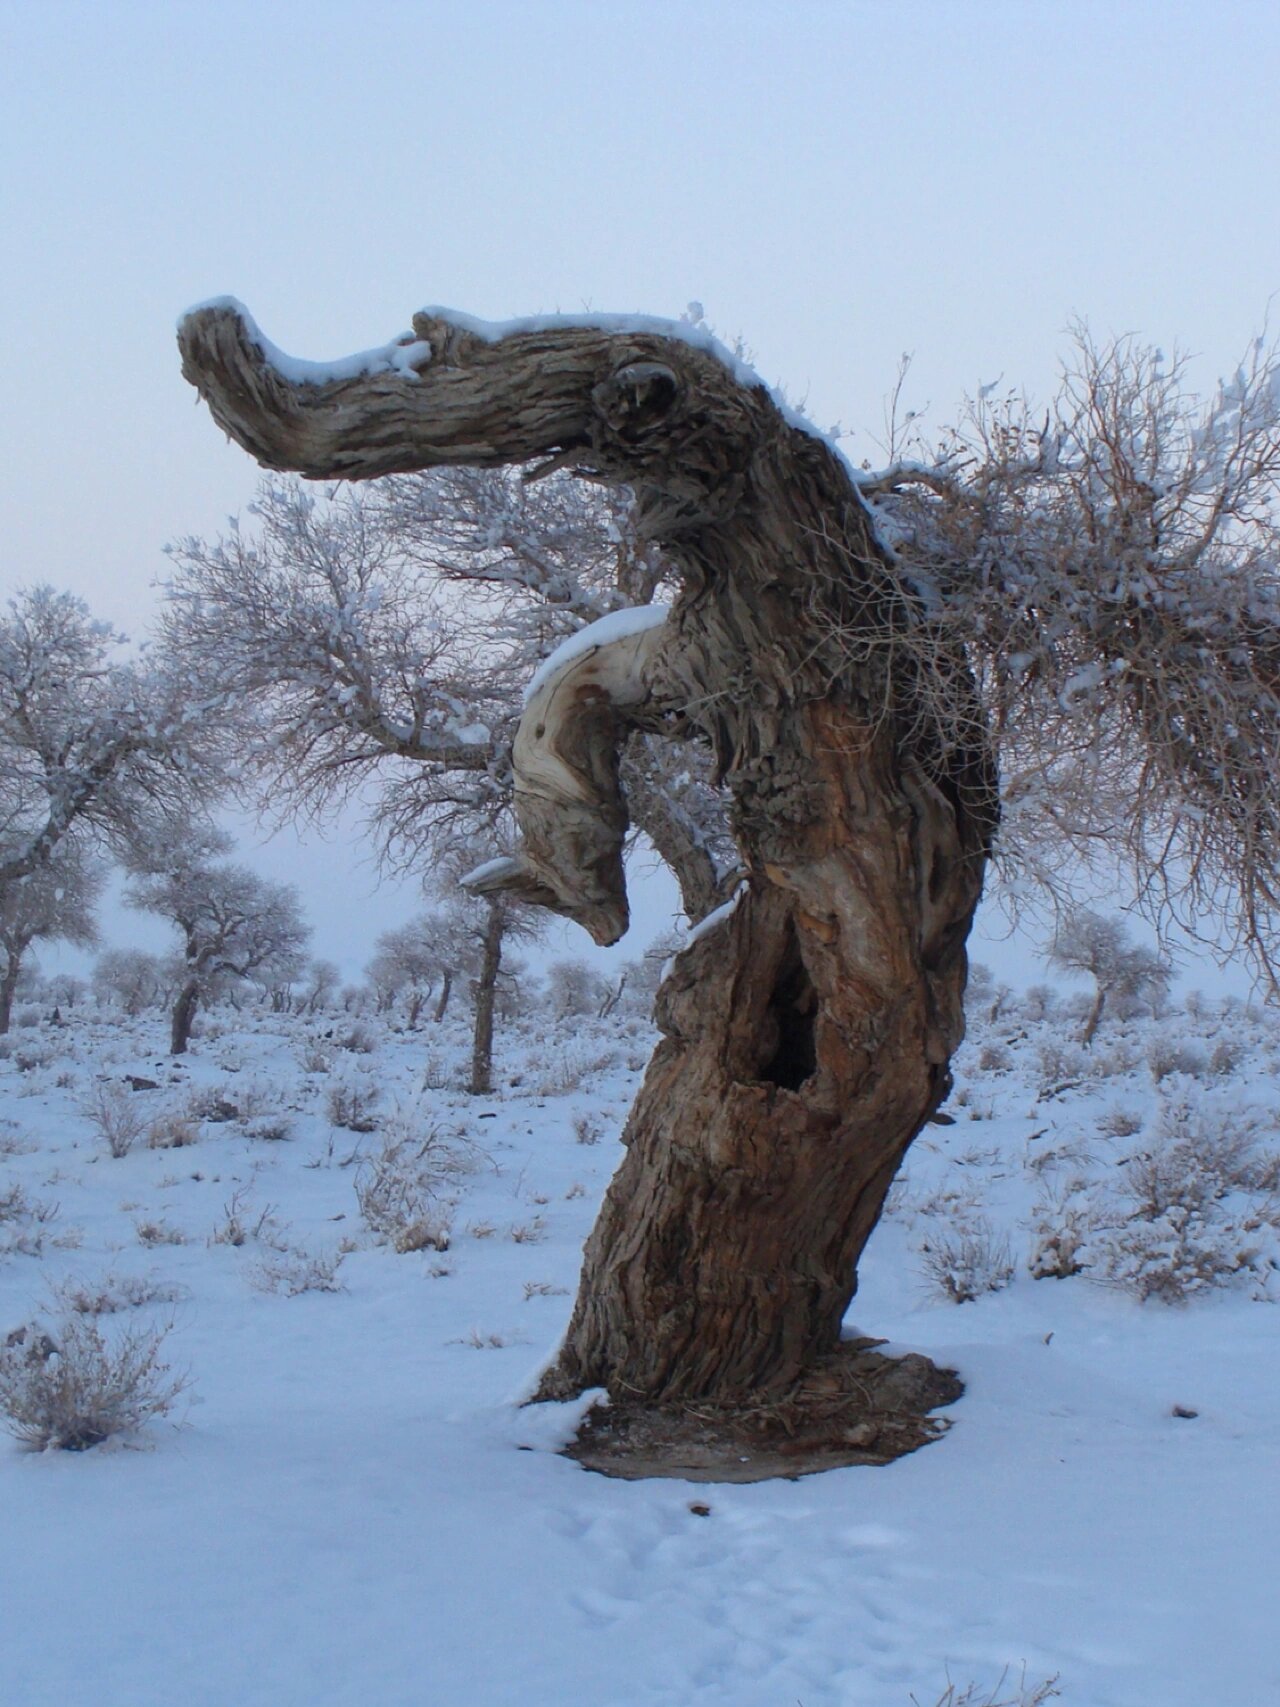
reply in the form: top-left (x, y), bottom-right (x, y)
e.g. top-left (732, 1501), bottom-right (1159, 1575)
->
top-left (759, 928), bottom-right (817, 1091)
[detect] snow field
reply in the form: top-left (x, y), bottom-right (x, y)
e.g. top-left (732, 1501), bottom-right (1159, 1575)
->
top-left (0, 984), bottom-right (1277, 1705)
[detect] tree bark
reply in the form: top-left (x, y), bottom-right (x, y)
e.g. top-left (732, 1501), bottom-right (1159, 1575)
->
top-left (468, 902), bottom-right (504, 1096)
top-left (179, 303), bottom-right (996, 1404)
top-left (0, 954), bottom-right (19, 1036)
top-left (432, 968), bottom-right (453, 1023)
top-left (1080, 986), bottom-right (1107, 1047)
top-left (170, 978), bottom-right (200, 1055)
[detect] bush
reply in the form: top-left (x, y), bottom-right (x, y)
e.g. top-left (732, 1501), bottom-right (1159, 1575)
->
top-left (919, 1220), bottom-right (1014, 1303)
top-left (355, 1121), bottom-right (470, 1253)
top-left (0, 1315), bottom-right (187, 1450)
top-left (84, 1082), bottom-right (151, 1158)
top-left (327, 1076), bottom-right (381, 1133)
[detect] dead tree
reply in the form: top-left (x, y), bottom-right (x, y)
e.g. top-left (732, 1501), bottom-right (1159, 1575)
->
top-left (179, 302), bottom-right (995, 1406)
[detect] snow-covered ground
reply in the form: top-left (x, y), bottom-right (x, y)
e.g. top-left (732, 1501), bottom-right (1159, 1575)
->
top-left (0, 980), bottom-right (1276, 1706)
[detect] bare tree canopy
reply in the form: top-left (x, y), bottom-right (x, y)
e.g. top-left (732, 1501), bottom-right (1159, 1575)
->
top-left (0, 586), bottom-right (223, 887)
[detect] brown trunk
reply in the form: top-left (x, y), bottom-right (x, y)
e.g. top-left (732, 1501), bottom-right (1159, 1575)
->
top-left (542, 697), bottom-right (978, 1401)
top-left (432, 969), bottom-right (453, 1023)
top-left (468, 903), bottom-right (504, 1096)
top-left (1080, 986), bottom-right (1106, 1047)
top-left (179, 302), bottom-right (995, 1407)
top-left (0, 958), bottom-right (17, 1036)
top-left (170, 978), bottom-right (200, 1055)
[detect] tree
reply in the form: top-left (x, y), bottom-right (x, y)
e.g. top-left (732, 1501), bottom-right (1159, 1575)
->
top-left (0, 846), bottom-right (102, 1034)
top-left (126, 833), bottom-right (310, 1053)
top-left (91, 948), bottom-right (171, 1017)
top-left (162, 464), bottom-right (737, 923)
top-left (1048, 910), bottom-right (1171, 1045)
top-left (366, 915), bottom-right (445, 1025)
top-left (178, 300), bottom-right (1280, 1422)
top-left (0, 586), bottom-right (221, 887)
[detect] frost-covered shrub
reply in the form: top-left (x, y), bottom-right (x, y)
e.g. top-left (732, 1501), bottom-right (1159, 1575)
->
top-left (84, 1082), bottom-right (150, 1158)
top-left (1036, 1038), bottom-right (1088, 1091)
top-left (1208, 1038), bottom-right (1245, 1078)
top-left (244, 1113), bottom-right (294, 1142)
top-left (1147, 1038), bottom-right (1209, 1083)
top-left (135, 1219), bottom-right (187, 1248)
top-left (298, 1042), bottom-right (332, 1075)
top-left (336, 1022), bottom-right (378, 1055)
top-left (1087, 1092), bottom-right (1280, 1301)
top-left (1094, 1204), bottom-right (1270, 1303)
top-left (250, 1248), bottom-right (347, 1295)
top-left (53, 1274), bottom-right (184, 1315)
top-left (327, 1076), bottom-right (380, 1133)
top-left (1098, 1105), bottom-right (1144, 1139)
top-left (0, 1315), bottom-right (187, 1450)
top-left (1028, 1178), bottom-right (1099, 1279)
top-left (355, 1121), bottom-right (470, 1253)
top-left (147, 1111), bottom-right (201, 1150)
top-left (976, 1042), bottom-right (1013, 1074)
top-left (919, 1220), bottom-right (1015, 1303)
top-left (573, 1114), bottom-right (602, 1146)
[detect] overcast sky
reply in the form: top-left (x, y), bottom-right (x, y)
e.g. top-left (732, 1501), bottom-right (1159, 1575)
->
top-left (4, 1), bottom-right (1278, 986)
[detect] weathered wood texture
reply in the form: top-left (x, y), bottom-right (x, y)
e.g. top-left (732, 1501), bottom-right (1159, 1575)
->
top-left (179, 303), bottom-right (996, 1402)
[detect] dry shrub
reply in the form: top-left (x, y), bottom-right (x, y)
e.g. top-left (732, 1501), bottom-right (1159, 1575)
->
top-left (327, 1077), bottom-right (380, 1133)
top-left (147, 1111), bottom-right (201, 1150)
top-left (84, 1082), bottom-right (150, 1158)
top-left (355, 1120), bottom-right (471, 1253)
top-left (914, 1674), bottom-right (1060, 1707)
top-left (919, 1220), bottom-right (1014, 1303)
top-left (0, 1315), bottom-right (187, 1451)
top-left (251, 1248), bottom-right (347, 1295)
top-left (209, 1185), bottom-right (284, 1249)
top-left (135, 1219), bottom-right (187, 1248)
top-left (1146, 1038), bottom-right (1209, 1083)
top-left (53, 1274), bottom-right (184, 1315)
top-left (1028, 1178), bottom-right (1099, 1280)
top-left (1090, 1093), bottom-right (1280, 1302)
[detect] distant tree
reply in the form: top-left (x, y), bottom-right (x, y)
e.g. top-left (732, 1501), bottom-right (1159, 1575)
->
top-left (0, 846), bottom-right (103, 1034)
top-left (366, 916), bottom-right (444, 1025)
top-left (1048, 910), bottom-right (1172, 1045)
top-left (126, 833), bottom-right (311, 1053)
top-left (92, 948), bottom-right (172, 1017)
top-left (299, 958), bottom-right (341, 1014)
top-left (545, 958), bottom-right (610, 1021)
top-left (0, 586), bottom-right (221, 887)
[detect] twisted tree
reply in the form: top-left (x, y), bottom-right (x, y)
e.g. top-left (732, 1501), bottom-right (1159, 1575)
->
top-left (179, 301), bottom-right (994, 1428)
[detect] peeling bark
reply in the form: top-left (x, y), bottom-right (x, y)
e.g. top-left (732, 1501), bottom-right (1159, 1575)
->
top-left (179, 302), bottom-right (997, 1404)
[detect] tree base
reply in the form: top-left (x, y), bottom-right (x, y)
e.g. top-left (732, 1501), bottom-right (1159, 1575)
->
top-left (561, 1340), bottom-right (963, 1483)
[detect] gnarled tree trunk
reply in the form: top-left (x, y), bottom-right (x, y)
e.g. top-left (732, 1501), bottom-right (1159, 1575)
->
top-left (179, 302), bottom-right (996, 1406)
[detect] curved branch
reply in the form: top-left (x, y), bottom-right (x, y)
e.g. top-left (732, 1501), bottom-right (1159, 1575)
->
top-left (177, 300), bottom-right (751, 486)
top-left (462, 612), bottom-right (673, 944)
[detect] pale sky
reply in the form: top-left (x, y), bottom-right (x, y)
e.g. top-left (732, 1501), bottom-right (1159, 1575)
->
top-left (3, 0), bottom-right (1278, 988)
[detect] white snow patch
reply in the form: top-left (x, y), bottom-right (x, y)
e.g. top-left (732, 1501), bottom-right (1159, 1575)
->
top-left (181, 296), bottom-right (432, 386)
top-left (522, 604), bottom-right (669, 706)
top-left (459, 854), bottom-right (520, 890)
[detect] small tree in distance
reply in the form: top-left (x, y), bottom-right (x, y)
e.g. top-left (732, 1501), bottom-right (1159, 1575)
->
top-left (0, 846), bottom-right (103, 1034)
top-left (126, 833), bottom-right (310, 1053)
top-left (1048, 910), bottom-right (1172, 1046)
